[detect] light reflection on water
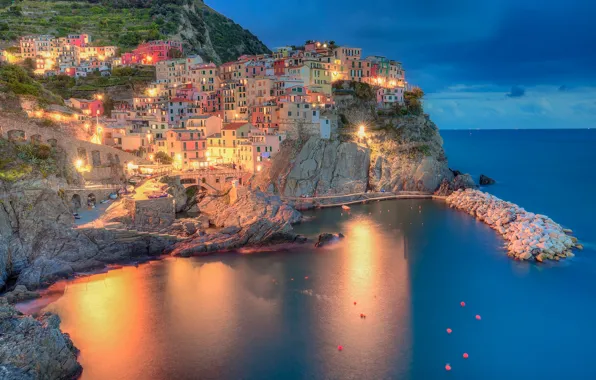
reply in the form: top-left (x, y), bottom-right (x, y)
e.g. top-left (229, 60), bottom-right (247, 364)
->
top-left (17, 198), bottom-right (596, 379)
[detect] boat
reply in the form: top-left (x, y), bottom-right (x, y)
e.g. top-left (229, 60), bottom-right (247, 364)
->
top-left (341, 205), bottom-right (351, 211)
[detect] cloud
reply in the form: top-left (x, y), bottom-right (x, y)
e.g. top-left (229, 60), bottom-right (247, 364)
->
top-left (426, 85), bottom-right (596, 129)
top-left (506, 86), bottom-right (526, 98)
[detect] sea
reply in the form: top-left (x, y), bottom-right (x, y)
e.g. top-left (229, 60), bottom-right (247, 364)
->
top-left (16, 129), bottom-right (596, 380)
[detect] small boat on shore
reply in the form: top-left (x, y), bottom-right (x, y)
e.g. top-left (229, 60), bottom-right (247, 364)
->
top-left (341, 205), bottom-right (351, 211)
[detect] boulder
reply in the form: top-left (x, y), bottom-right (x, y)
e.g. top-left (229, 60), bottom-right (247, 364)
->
top-left (479, 174), bottom-right (496, 185)
top-left (0, 300), bottom-right (82, 379)
top-left (452, 174), bottom-right (476, 190)
top-left (314, 232), bottom-right (345, 248)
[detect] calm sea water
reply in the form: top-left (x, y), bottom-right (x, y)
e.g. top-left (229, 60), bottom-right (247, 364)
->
top-left (17, 130), bottom-right (596, 380)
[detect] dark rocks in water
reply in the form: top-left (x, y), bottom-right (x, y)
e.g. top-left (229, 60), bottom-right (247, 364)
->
top-left (452, 174), bottom-right (477, 190)
top-left (450, 169), bottom-right (463, 177)
top-left (1, 285), bottom-right (39, 304)
top-left (479, 174), bottom-right (496, 185)
top-left (0, 299), bottom-right (82, 379)
top-left (314, 233), bottom-right (345, 248)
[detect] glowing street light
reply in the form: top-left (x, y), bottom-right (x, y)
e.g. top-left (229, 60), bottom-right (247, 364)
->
top-left (357, 125), bottom-right (366, 139)
top-left (75, 159), bottom-right (83, 170)
top-left (149, 154), bottom-right (154, 161)
top-left (96, 94), bottom-right (104, 101)
top-left (257, 164), bottom-right (262, 172)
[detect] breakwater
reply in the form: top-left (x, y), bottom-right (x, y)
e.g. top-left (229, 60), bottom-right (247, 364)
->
top-left (446, 189), bottom-right (582, 261)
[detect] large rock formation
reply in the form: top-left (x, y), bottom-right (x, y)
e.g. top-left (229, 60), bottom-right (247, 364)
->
top-left (368, 115), bottom-right (455, 192)
top-left (283, 137), bottom-right (370, 197)
top-left (170, 188), bottom-right (304, 256)
top-left (0, 176), bottom-right (174, 290)
top-left (0, 299), bottom-right (82, 379)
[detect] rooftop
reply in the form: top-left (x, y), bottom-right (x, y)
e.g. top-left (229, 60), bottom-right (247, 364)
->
top-left (222, 122), bottom-right (250, 131)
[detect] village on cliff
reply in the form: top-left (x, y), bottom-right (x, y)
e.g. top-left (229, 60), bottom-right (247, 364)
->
top-left (1, 34), bottom-right (407, 175)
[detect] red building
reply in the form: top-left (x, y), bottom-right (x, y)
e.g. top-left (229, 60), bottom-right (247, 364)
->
top-left (121, 40), bottom-right (183, 65)
top-left (68, 98), bottom-right (104, 116)
top-left (274, 59), bottom-right (287, 76)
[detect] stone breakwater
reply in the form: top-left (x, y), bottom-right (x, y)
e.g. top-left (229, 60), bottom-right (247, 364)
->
top-left (446, 189), bottom-right (582, 262)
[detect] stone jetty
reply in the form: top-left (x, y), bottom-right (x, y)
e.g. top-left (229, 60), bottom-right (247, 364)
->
top-left (446, 189), bottom-right (581, 262)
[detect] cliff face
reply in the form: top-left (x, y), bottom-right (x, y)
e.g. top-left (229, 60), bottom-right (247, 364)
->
top-left (253, 111), bottom-right (474, 197)
top-left (0, 300), bottom-right (82, 379)
top-left (368, 114), bottom-right (454, 192)
top-left (0, 176), bottom-right (173, 290)
top-left (283, 137), bottom-right (370, 197)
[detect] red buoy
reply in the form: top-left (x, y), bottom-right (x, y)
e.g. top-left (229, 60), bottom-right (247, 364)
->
top-left (354, 301), bottom-right (357, 305)
top-left (305, 276), bottom-right (309, 280)
top-left (446, 328), bottom-right (452, 334)
top-left (460, 301), bottom-right (466, 307)
top-left (475, 315), bottom-right (481, 320)
top-left (463, 353), bottom-right (469, 359)
top-left (445, 364), bottom-right (451, 371)
top-left (338, 345), bottom-right (343, 351)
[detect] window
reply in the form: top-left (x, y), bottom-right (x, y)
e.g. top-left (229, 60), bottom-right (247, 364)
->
top-left (257, 147), bottom-right (261, 152)
top-left (313, 110), bottom-right (317, 116)
top-left (288, 111), bottom-right (292, 116)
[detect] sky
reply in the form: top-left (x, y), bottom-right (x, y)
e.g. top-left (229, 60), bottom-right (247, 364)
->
top-left (209, 0), bottom-right (596, 129)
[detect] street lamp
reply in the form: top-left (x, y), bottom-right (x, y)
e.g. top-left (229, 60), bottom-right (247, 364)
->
top-left (357, 125), bottom-right (366, 139)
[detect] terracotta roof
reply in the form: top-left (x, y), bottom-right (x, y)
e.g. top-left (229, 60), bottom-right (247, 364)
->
top-left (222, 122), bottom-right (250, 131)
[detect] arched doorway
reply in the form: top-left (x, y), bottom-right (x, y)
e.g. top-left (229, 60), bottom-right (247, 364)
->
top-left (71, 194), bottom-right (82, 211)
top-left (47, 138), bottom-right (58, 147)
top-left (7, 130), bottom-right (26, 142)
top-left (30, 134), bottom-right (42, 144)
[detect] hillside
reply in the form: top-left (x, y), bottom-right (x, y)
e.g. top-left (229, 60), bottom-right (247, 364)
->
top-left (0, 0), bottom-right (270, 64)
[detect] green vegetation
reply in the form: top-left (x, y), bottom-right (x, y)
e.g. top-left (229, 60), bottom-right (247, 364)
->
top-left (0, 63), bottom-right (63, 105)
top-left (0, 138), bottom-right (59, 181)
top-left (154, 151), bottom-right (173, 164)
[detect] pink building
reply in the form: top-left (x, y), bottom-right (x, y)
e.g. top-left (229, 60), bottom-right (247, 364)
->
top-left (166, 129), bottom-right (208, 169)
top-left (122, 40), bottom-right (183, 65)
top-left (67, 98), bottom-right (104, 116)
top-left (66, 34), bottom-right (89, 47)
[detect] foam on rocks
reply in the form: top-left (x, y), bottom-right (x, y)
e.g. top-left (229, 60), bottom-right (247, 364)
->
top-left (446, 189), bottom-right (580, 262)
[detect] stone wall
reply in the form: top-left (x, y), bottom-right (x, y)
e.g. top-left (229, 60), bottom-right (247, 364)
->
top-left (124, 197), bottom-right (175, 229)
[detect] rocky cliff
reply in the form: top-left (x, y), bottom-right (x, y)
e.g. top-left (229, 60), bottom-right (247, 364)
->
top-left (0, 299), bottom-right (82, 380)
top-left (253, 112), bottom-right (474, 197)
top-left (0, 176), bottom-right (173, 290)
top-left (282, 137), bottom-right (370, 197)
top-left (170, 188), bottom-right (304, 256)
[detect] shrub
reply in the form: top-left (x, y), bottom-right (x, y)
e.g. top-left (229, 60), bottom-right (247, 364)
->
top-left (154, 151), bottom-right (173, 164)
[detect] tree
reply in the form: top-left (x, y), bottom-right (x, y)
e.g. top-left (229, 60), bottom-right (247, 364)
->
top-left (23, 58), bottom-right (36, 72)
top-left (167, 48), bottom-right (183, 59)
top-left (404, 87), bottom-right (424, 115)
top-left (154, 151), bottom-right (173, 164)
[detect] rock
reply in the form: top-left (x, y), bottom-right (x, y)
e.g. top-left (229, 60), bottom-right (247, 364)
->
top-left (314, 232), bottom-right (345, 248)
top-left (1, 285), bottom-right (40, 304)
top-left (446, 189), bottom-right (574, 263)
top-left (170, 189), bottom-right (303, 257)
top-left (479, 174), bottom-right (496, 185)
top-left (434, 178), bottom-right (452, 196)
top-left (0, 300), bottom-right (82, 379)
top-left (576, 244), bottom-right (584, 250)
top-left (183, 222), bottom-right (197, 236)
top-left (563, 228), bottom-right (573, 234)
top-left (283, 137), bottom-right (371, 197)
top-left (452, 174), bottom-right (476, 190)
top-left (221, 226), bottom-right (241, 235)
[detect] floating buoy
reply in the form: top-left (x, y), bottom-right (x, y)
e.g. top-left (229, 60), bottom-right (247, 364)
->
top-left (338, 345), bottom-right (343, 351)
top-left (354, 301), bottom-right (357, 305)
top-left (445, 364), bottom-right (451, 371)
top-left (291, 278), bottom-right (294, 281)
top-left (463, 353), bottom-right (469, 359)
top-left (446, 328), bottom-right (452, 334)
top-left (460, 301), bottom-right (466, 307)
top-left (305, 276), bottom-right (309, 280)
top-left (475, 315), bottom-right (481, 320)
top-left (342, 205), bottom-right (350, 211)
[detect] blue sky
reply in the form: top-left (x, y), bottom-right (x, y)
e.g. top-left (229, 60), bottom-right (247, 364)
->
top-left (209, 0), bottom-right (596, 129)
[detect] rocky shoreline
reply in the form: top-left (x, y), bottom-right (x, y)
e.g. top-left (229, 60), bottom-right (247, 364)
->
top-left (446, 189), bottom-right (581, 261)
top-left (0, 299), bottom-right (82, 380)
